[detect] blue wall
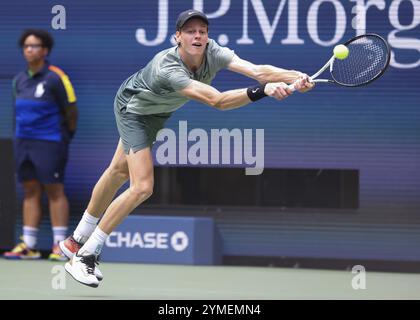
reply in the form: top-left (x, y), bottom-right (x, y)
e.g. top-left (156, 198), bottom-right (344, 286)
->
top-left (1, 0), bottom-right (419, 261)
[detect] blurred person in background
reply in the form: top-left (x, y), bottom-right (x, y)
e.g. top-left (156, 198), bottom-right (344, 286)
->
top-left (3, 29), bottom-right (78, 261)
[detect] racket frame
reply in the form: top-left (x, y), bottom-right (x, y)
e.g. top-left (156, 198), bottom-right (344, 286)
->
top-left (288, 33), bottom-right (390, 91)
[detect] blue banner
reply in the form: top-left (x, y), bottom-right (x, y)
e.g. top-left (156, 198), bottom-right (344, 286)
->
top-left (101, 215), bottom-right (222, 265)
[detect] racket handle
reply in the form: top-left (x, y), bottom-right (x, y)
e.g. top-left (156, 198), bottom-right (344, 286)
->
top-left (287, 83), bottom-right (297, 92)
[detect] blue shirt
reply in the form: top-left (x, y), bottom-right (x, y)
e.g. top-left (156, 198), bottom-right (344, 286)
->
top-left (13, 61), bottom-right (77, 142)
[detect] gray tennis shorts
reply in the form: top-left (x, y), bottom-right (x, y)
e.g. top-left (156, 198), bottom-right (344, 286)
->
top-left (114, 104), bottom-right (172, 154)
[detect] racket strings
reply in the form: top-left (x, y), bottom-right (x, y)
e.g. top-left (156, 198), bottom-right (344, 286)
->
top-left (332, 36), bottom-right (389, 86)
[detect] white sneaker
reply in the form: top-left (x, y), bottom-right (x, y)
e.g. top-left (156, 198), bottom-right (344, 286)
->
top-left (93, 258), bottom-right (104, 281)
top-left (59, 236), bottom-right (103, 281)
top-left (65, 252), bottom-right (100, 288)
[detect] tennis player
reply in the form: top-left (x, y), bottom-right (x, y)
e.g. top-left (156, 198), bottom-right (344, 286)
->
top-left (60, 9), bottom-right (314, 287)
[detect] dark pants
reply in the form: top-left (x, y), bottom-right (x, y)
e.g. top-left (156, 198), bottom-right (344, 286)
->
top-left (15, 138), bottom-right (69, 183)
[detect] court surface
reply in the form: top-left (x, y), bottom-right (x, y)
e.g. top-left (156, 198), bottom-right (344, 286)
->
top-left (0, 259), bottom-right (419, 300)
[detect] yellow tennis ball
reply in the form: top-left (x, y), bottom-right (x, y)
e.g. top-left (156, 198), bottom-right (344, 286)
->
top-left (333, 44), bottom-right (349, 60)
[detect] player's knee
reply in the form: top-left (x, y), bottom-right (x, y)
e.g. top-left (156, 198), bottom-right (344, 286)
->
top-left (129, 181), bottom-right (153, 202)
top-left (139, 182), bottom-right (154, 199)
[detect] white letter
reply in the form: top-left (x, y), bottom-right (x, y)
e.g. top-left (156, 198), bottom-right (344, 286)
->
top-left (156, 128), bottom-right (177, 165)
top-left (144, 232), bottom-right (157, 249)
top-left (244, 129), bottom-right (264, 176)
top-left (212, 129), bottom-right (242, 164)
top-left (131, 232), bottom-right (144, 248)
top-left (156, 233), bottom-right (168, 249)
top-left (193, 0), bottom-right (231, 19)
top-left (250, 0), bottom-right (288, 44)
top-left (135, 0), bottom-right (168, 46)
top-left (210, 129), bottom-right (221, 164)
top-left (105, 232), bottom-right (118, 248)
top-left (308, 0), bottom-right (346, 46)
top-left (351, 265), bottom-right (367, 289)
top-left (178, 121), bottom-right (188, 164)
top-left (188, 128), bottom-right (209, 165)
top-left (237, 0), bottom-right (253, 44)
top-left (238, 0), bottom-right (300, 45)
top-left (282, 0), bottom-right (305, 44)
top-left (350, 0), bottom-right (386, 35)
top-left (118, 232), bottom-right (131, 248)
top-left (388, 0), bottom-right (420, 69)
top-left (51, 5), bottom-right (66, 30)
top-left (51, 265), bottom-right (66, 290)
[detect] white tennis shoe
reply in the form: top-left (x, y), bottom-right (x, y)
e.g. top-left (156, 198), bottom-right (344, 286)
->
top-left (65, 252), bottom-right (100, 288)
top-left (59, 236), bottom-right (103, 281)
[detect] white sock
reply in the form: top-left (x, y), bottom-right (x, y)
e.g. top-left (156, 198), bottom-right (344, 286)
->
top-left (52, 226), bottom-right (68, 245)
top-left (79, 226), bottom-right (108, 256)
top-left (73, 211), bottom-right (100, 244)
top-left (23, 226), bottom-right (38, 249)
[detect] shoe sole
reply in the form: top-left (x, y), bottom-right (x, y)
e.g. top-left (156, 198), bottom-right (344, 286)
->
top-left (64, 263), bottom-right (99, 288)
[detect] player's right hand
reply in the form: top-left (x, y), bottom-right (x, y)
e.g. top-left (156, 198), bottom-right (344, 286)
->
top-left (264, 82), bottom-right (293, 100)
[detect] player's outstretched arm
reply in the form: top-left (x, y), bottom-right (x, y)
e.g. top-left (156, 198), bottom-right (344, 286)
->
top-left (226, 54), bottom-right (314, 92)
top-left (179, 79), bottom-right (295, 111)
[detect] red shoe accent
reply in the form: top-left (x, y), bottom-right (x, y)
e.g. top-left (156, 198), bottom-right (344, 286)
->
top-left (59, 236), bottom-right (82, 259)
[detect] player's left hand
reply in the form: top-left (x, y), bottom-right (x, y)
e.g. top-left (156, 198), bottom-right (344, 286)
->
top-left (294, 73), bottom-right (315, 93)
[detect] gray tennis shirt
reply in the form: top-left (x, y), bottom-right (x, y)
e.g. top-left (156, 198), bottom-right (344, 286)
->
top-left (114, 39), bottom-right (235, 115)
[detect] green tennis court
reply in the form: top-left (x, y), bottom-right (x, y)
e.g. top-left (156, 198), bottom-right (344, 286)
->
top-left (1, 259), bottom-right (419, 300)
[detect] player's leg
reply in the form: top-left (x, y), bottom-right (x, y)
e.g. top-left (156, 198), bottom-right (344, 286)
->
top-left (60, 140), bottom-right (129, 282)
top-left (63, 110), bottom-right (168, 287)
top-left (86, 138), bottom-right (129, 218)
top-left (98, 146), bottom-right (154, 234)
top-left (79, 146), bottom-right (153, 255)
top-left (83, 111), bottom-right (170, 236)
top-left (60, 139), bottom-right (129, 257)
top-left (65, 147), bottom-right (153, 287)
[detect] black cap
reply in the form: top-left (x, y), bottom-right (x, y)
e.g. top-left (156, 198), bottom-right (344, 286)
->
top-left (176, 9), bottom-right (209, 31)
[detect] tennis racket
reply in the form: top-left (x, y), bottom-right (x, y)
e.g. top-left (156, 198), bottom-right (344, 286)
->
top-left (289, 33), bottom-right (390, 91)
